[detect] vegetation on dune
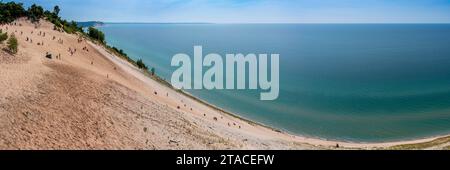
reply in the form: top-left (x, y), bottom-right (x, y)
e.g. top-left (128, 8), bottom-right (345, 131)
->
top-left (107, 45), bottom-right (156, 76)
top-left (136, 59), bottom-right (148, 70)
top-left (444, 145), bottom-right (450, 150)
top-left (0, 1), bottom-right (26, 23)
top-left (62, 20), bottom-right (83, 34)
top-left (389, 136), bottom-right (450, 150)
top-left (27, 4), bottom-right (44, 23)
top-left (0, 30), bottom-right (8, 43)
top-left (7, 33), bottom-right (18, 54)
top-left (0, 2), bottom-right (82, 34)
top-left (112, 46), bottom-right (126, 56)
top-left (45, 5), bottom-right (82, 34)
top-left (88, 27), bottom-right (105, 43)
top-left (53, 5), bottom-right (60, 16)
top-left (108, 45), bottom-right (135, 63)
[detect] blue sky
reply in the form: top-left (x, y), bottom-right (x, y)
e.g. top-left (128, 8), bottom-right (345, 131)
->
top-left (12, 0), bottom-right (450, 23)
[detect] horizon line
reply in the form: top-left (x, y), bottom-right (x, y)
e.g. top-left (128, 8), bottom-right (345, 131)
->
top-left (79, 21), bottom-right (450, 24)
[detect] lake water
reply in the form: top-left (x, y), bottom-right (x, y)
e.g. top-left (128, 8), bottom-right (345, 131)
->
top-left (99, 24), bottom-right (450, 142)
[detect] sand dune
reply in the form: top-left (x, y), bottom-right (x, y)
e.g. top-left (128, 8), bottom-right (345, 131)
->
top-left (1, 19), bottom-right (449, 150)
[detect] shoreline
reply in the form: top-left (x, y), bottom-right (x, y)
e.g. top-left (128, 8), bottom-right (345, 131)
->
top-left (88, 40), bottom-right (450, 149)
top-left (168, 89), bottom-right (450, 146)
top-left (165, 90), bottom-right (450, 147)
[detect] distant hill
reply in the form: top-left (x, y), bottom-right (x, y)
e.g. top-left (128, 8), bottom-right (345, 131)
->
top-left (77, 21), bottom-right (104, 27)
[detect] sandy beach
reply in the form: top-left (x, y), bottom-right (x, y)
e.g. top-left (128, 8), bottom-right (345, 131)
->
top-left (1, 19), bottom-right (450, 150)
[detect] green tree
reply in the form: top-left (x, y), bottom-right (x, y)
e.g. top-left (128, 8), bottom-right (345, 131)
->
top-left (88, 27), bottom-right (105, 43)
top-left (7, 34), bottom-right (18, 54)
top-left (61, 20), bottom-right (81, 34)
top-left (0, 2), bottom-right (26, 23)
top-left (136, 59), bottom-right (148, 70)
top-left (53, 5), bottom-right (60, 16)
top-left (27, 4), bottom-right (44, 23)
top-left (44, 10), bottom-right (52, 18)
top-left (70, 21), bottom-right (82, 32)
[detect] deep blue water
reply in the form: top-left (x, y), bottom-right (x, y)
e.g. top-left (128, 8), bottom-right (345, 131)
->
top-left (99, 24), bottom-right (450, 142)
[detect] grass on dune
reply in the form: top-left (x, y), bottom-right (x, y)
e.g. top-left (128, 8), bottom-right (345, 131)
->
top-left (388, 136), bottom-right (450, 150)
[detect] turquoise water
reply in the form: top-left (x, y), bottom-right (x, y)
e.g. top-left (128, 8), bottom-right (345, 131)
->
top-left (99, 24), bottom-right (450, 142)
